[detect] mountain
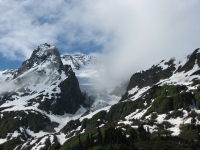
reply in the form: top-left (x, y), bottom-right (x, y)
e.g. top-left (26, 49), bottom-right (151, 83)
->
top-left (121, 48), bottom-right (200, 102)
top-left (0, 43), bottom-right (84, 115)
top-left (59, 48), bottom-right (200, 149)
top-left (0, 45), bottom-right (200, 149)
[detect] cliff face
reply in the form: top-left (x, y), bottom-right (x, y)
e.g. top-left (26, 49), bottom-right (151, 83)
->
top-left (176, 48), bottom-right (200, 73)
top-left (38, 65), bottom-right (84, 115)
top-left (17, 43), bottom-right (64, 76)
top-left (127, 61), bottom-right (175, 90)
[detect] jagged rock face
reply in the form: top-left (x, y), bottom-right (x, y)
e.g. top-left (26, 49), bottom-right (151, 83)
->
top-left (17, 43), bottom-right (64, 77)
top-left (61, 53), bottom-right (97, 70)
top-left (38, 65), bottom-right (84, 115)
top-left (177, 48), bottom-right (200, 73)
top-left (121, 48), bottom-right (200, 102)
top-left (57, 65), bottom-right (84, 114)
top-left (127, 59), bottom-right (176, 91)
top-left (61, 55), bottom-right (80, 69)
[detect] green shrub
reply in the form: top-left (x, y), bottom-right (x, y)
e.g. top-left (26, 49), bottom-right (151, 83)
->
top-left (165, 110), bottom-right (184, 119)
top-left (0, 139), bottom-right (21, 150)
top-left (0, 110), bottom-right (55, 139)
top-left (106, 101), bottom-right (138, 122)
top-left (151, 112), bottom-right (158, 120)
top-left (85, 111), bottom-right (107, 129)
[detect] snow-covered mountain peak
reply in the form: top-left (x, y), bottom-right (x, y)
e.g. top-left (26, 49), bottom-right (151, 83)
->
top-left (61, 53), bottom-right (97, 70)
top-left (176, 48), bottom-right (200, 73)
top-left (16, 43), bottom-right (63, 77)
top-left (0, 44), bottom-right (84, 115)
top-left (35, 43), bottom-right (56, 57)
top-left (33, 43), bottom-right (61, 66)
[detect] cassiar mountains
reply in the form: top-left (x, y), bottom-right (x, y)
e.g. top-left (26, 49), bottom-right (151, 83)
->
top-left (0, 44), bottom-right (200, 149)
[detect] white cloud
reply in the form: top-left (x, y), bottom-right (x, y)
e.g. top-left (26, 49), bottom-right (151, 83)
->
top-left (86, 0), bottom-right (200, 88)
top-left (0, 0), bottom-right (200, 89)
top-left (0, 81), bottom-right (17, 95)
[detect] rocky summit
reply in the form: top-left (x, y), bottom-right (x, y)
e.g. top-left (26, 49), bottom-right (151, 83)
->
top-left (0, 44), bottom-right (200, 149)
top-left (0, 43), bottom-right (84, 115)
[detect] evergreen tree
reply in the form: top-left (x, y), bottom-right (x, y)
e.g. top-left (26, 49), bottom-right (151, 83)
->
top-left (104, 128), bottom-right (108, 145)
top-left (97, 126), bottom-right (103, 146)
top-left (90, 134), bottom-right (94, 148)
top-left (84, 134), bottom-right (90, 149)
top-left (198, 124), bottom-right (200, 143)
top-left (129, 128), bottom-right (137, 149)
top-left (78, 135), bottom-right (82, 150)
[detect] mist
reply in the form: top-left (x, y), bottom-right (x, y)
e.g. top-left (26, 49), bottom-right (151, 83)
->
top-left (85, 1), bottom-right (200, 90)
top-left (0, 82), bottom-right (17, 95)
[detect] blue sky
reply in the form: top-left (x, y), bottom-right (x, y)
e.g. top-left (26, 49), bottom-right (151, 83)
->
top-left (1, 0), bottom-right (200, 82)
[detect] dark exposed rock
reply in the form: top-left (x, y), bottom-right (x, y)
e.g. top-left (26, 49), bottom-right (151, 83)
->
top-left (60, 119), bottom-right (81, 134)
top-left (38, 65), bottom-right (84, 115)
top-left (191, 70), bottom-right (200, 76)
top-left (177, 48), bottom-right (200, 73)
top-left (43, 122), bottom-right (59, 133)
top-left (120, 57), bottom-right (179, 101)
top-left (121, 49), bottom-right (200, 102)
top-left (51, 65), bottom-right (84, 115)
top-left (126, 62), bottom-right (176, 91)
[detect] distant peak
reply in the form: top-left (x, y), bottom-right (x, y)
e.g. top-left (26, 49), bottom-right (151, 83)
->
top-left (61, 53), bottom-right (97, 70)
top-left (40, 43), bottom-right (51, 47)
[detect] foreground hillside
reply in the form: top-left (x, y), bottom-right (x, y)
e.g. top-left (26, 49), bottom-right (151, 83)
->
top-left (0, 45), bottom-right (200, 149)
